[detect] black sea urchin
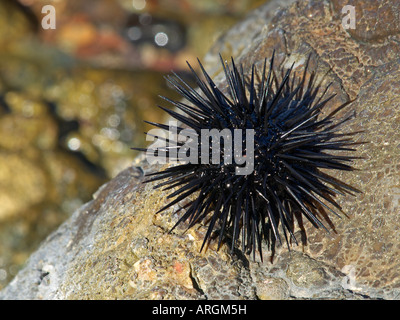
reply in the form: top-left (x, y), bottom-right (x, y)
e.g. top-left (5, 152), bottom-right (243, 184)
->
top-left (136, 52), bottom-right (361, 260)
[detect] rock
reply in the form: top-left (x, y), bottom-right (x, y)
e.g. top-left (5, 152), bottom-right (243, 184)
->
top-left (2, 0), bottom-right (400, 299)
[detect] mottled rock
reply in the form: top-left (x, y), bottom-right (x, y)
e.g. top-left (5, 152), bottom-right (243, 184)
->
top-left (2, 0), bottom-right (400, 299)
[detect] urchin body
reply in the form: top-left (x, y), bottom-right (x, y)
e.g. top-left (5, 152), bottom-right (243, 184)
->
top-left (136, 52), bottom-right (361, 260)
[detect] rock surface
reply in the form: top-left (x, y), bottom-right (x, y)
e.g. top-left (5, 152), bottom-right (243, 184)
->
top-left (2, 0), bottom-right (400, 299)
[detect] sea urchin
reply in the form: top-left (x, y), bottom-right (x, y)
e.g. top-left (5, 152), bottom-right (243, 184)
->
top-left (135, 52), bottom-right (361, 260)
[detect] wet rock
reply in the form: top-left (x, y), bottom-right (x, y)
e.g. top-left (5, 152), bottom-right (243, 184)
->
top-left (2, 0), bottom-right (400, 299)
top-left (0, 0), bottom-right (264, 291)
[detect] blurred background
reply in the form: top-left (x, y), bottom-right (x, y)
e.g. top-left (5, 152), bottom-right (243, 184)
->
top-left (0, 0), bottom-right (266, 289)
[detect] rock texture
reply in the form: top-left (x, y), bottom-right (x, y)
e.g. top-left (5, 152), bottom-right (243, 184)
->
top-left (2, 0), bottom-right (400, 299)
